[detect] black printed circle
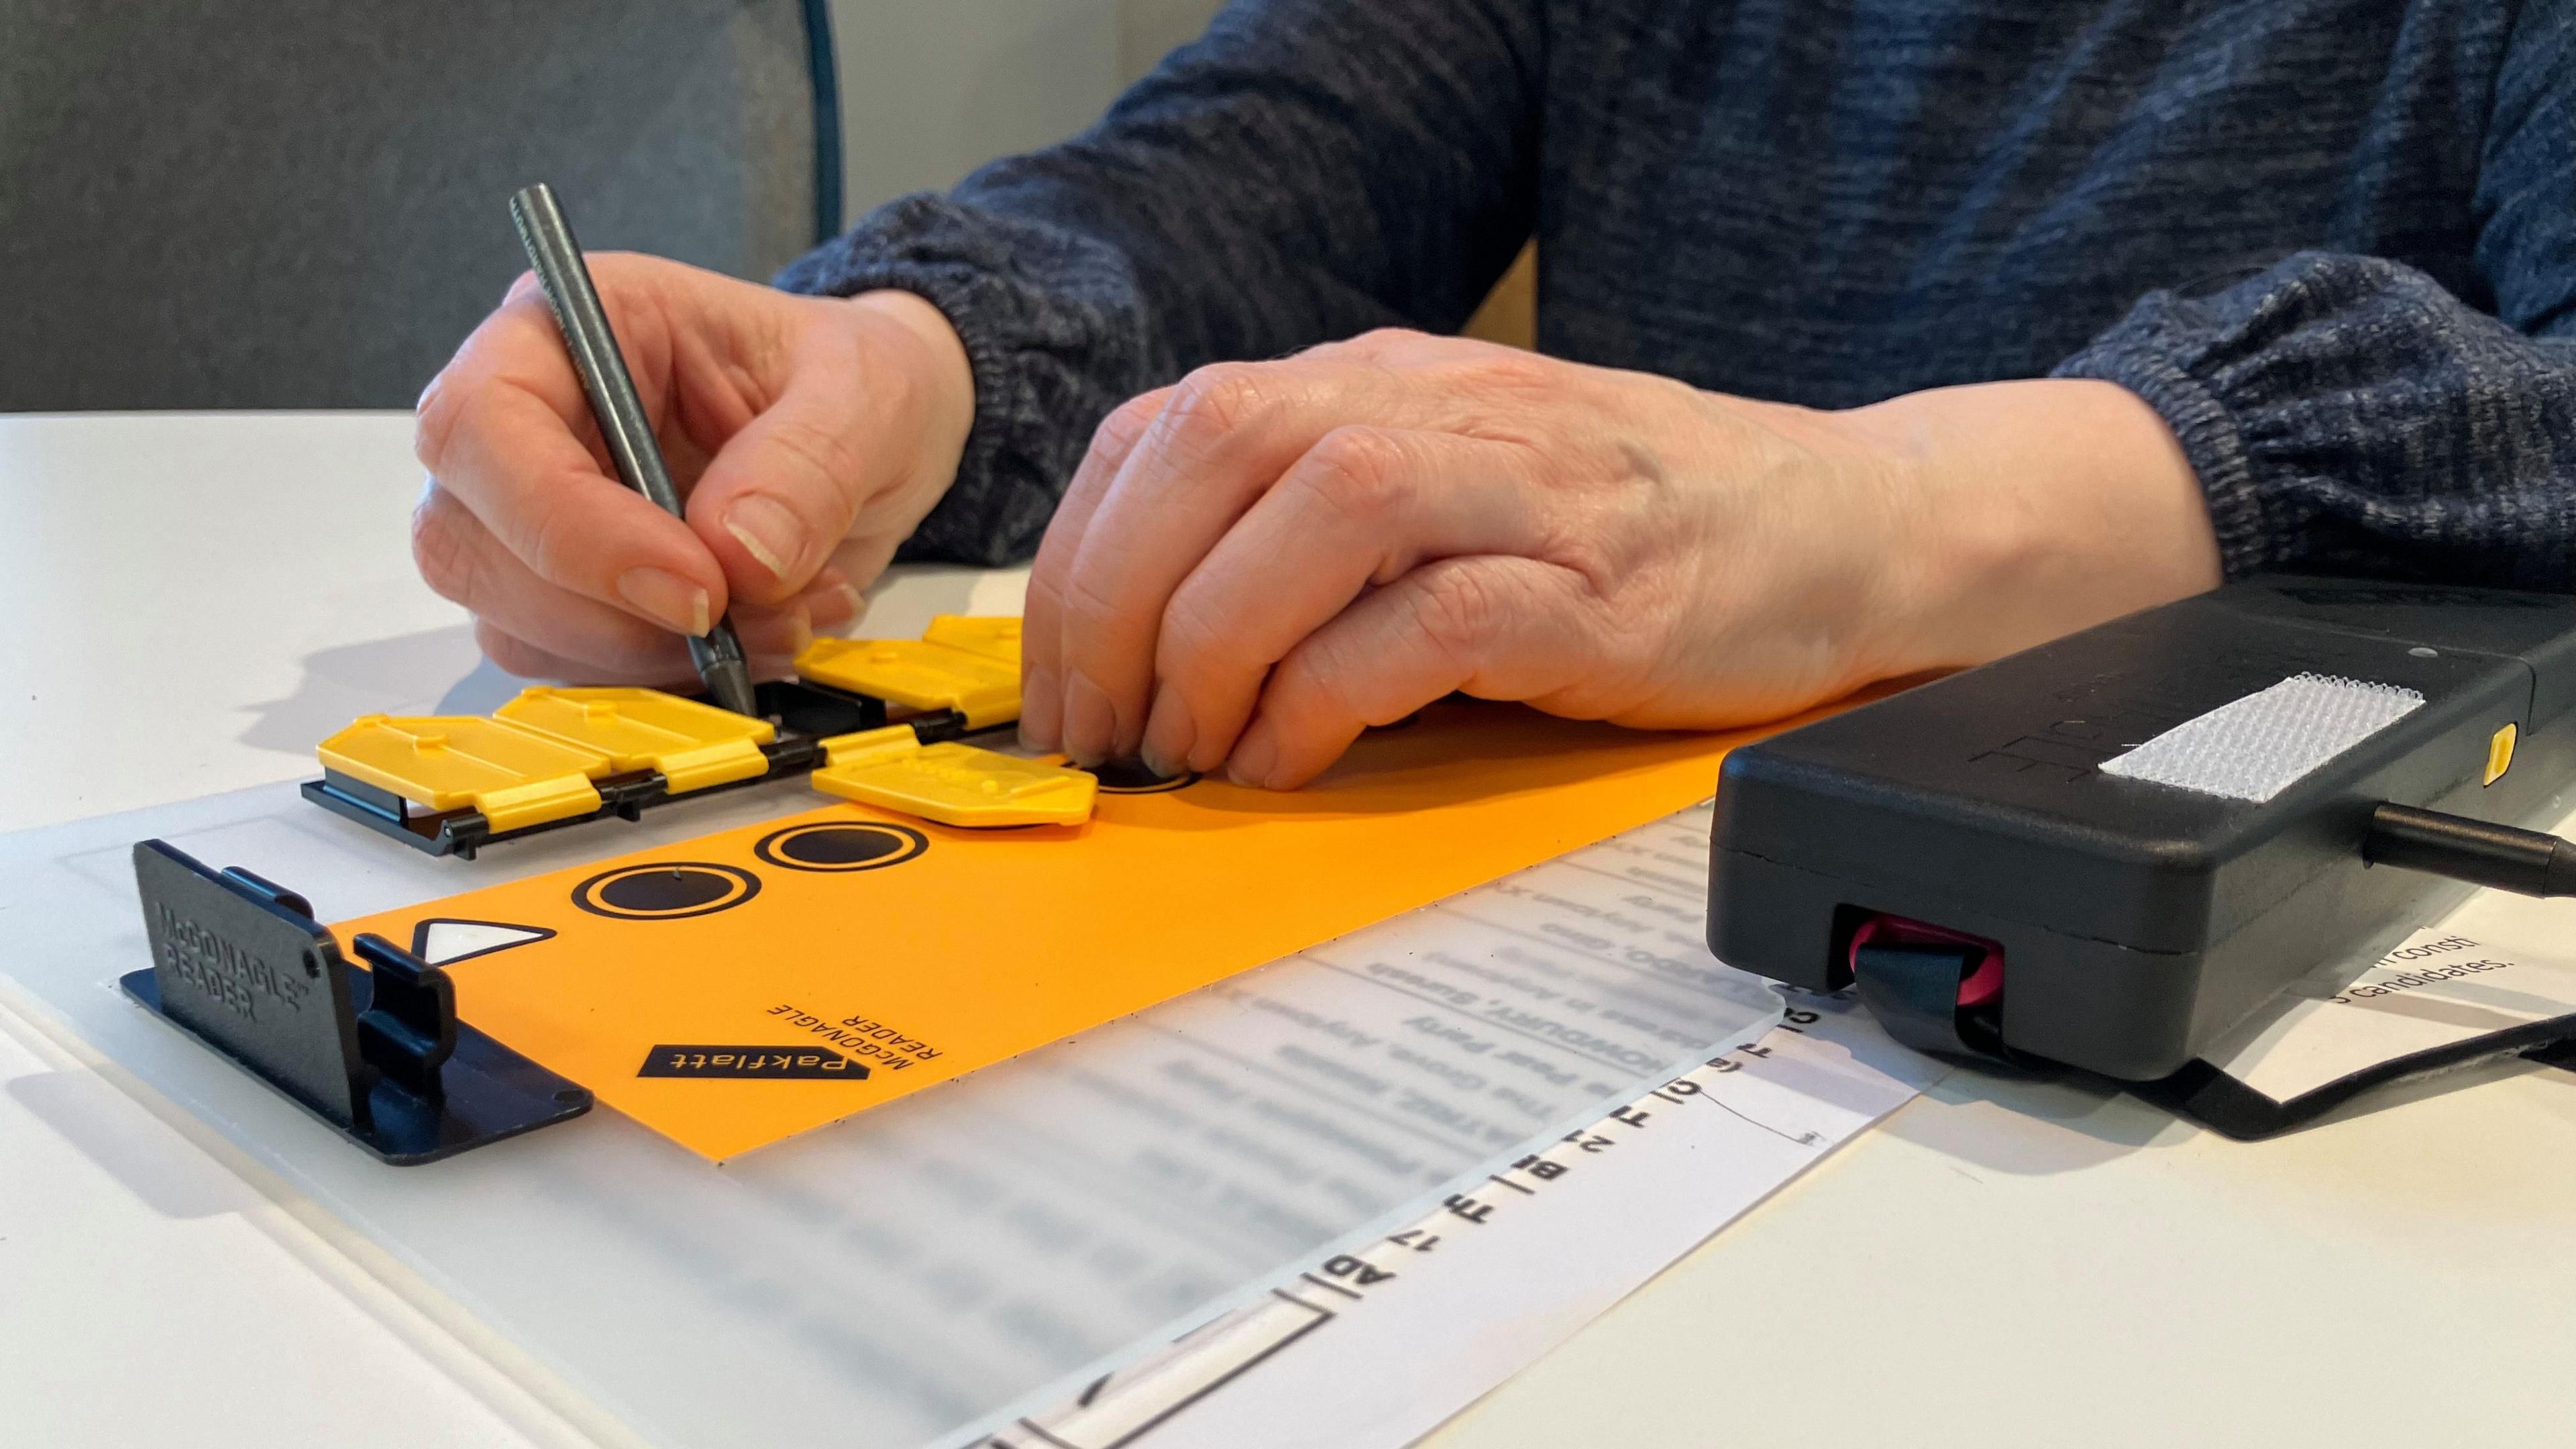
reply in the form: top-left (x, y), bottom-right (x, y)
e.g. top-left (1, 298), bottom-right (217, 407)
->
top-left (1087, 759), bottom-right (1198, 794)
top-left (572, 862), bottom-right (761, 920)
top-left (753, 821), bottom-right (929, 873)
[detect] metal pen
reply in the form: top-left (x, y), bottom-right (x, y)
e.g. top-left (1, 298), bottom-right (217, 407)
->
top-left (506, 182), bottom-right (760, 716)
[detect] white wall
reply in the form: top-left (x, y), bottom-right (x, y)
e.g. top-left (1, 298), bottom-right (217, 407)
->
top-left (1120, 0), bottom-right (1226, 78)
top-left (828, 0), bottom-right (1226, 217)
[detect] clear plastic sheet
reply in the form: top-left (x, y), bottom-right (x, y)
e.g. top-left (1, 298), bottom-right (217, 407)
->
top-left (0, 781), bottom-right (1778, 1448)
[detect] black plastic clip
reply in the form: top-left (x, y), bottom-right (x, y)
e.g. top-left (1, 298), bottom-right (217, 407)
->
top-left (122, 839), bottom-right (589, 1163)
top-left (1853, 940), bottom-right (2006, 1058)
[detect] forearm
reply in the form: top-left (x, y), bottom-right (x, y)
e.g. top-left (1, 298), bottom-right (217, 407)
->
top-left (1852, 250), bottom-right (2576, 685)
top-left (1832, 379), bottom-right (2221, 677)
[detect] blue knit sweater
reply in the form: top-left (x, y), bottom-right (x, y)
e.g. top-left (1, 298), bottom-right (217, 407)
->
top-left (780, 0), bottom-right (2576, 589)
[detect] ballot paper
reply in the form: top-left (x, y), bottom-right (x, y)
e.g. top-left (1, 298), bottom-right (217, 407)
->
top-left (973, 989), bottom-right (1937, 1449)
top-left (0, 782), bottom-right (1836, 1449)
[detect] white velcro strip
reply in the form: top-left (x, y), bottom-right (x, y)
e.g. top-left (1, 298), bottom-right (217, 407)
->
top-left (2097, 673), bottom-right (2425, 803)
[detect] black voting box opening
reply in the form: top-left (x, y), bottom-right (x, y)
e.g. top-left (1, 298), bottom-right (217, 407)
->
top-left (1709, 576), bottom-right (2576, 1132)
top-left (123, 839), bottom-right (588, 1163)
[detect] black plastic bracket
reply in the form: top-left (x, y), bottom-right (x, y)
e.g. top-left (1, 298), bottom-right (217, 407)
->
top-left (121, 839), bottom-right (590, 1163)
top-left (1851, 941), bottom-right (2012, 1061)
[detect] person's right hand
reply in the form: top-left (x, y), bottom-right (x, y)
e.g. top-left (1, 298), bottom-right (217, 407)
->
top-left (413, 254), bottom-right (973, 684)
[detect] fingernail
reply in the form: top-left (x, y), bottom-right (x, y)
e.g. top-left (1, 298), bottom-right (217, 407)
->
top-left (1061, 672), bottom-right (1117, 766)
top-left (1226, 723), bottom-right (1279, 790)
top-left (616, 566), bottom-right (710, 637)
top-left (724, 495), bottom-right (803, 580)
top-left (1140, 684), bottom-right (1195, 780)
top-left (1020, 667), bottom-right (1061, 751)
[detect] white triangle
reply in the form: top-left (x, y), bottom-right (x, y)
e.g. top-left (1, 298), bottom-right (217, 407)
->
top-left (415, 919), bottom-right (553, 965)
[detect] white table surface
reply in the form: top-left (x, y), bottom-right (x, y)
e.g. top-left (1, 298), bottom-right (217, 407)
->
top-left (4, 412), bottom-right (2572, 1448)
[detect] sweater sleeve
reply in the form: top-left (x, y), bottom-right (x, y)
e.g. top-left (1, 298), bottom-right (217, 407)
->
top-left (2053, 4), bottom-right (2576, 590)
top-left (775, 0), bottom-right (1542, 566)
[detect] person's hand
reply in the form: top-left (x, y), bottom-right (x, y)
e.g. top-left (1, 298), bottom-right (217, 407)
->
top-left (413, 254), bottom-right (973, 683)
top-left (1020, 329), bottom-right (2219, 788)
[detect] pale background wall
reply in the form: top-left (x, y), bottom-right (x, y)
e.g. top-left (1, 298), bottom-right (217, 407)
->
top-left (0, 0), bottom-right (1530, 413)
top-left (830, 0), bottom-right (1536, 347)
top-left (830, 0), bottom-right (1230, 217)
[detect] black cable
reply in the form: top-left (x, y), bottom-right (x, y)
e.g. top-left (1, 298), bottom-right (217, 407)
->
top-left (801, 0), bottom-right (845, 243)
top-left (2364, 802), bottom-right (2576, 898)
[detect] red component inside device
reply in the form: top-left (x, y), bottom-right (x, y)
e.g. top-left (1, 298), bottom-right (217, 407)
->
top-left (1848, 915), bottom-right (2004, 1008)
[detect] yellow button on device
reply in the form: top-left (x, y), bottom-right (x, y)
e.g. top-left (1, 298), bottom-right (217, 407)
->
top-left (811, 727), bottom-right (1095, 827)
top-left (2486, 722), bottom-right (2518, 786)
top-left (318, 715), bottom-right (611, 832)
top-left (496, 686), bottom-right (777, 793)
top-left (796, 636), bottom-right (1022, 729)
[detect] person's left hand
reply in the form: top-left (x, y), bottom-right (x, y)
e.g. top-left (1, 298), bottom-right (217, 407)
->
top-left (1019, 329), bottom-right (2220, 788)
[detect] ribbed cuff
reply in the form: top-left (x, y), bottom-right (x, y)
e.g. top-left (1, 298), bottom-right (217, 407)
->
top-left (2055, 311), bottom-right (2273, 580)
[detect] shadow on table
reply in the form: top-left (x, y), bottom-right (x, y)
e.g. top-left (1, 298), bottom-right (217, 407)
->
top-left (1883, 1048), bottom-right (2571, 1176)
top-left (1882, 1064), bottom-right (2194, 1175)
top-left (235, 626), bottom-right (519, 762)
top-left (8, 1069), bottom-right (260, 1220)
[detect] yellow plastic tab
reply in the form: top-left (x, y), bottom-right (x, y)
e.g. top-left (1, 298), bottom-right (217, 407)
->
top-left (920, 614), bottom-right (1023, 665)
top-left (810, 734), bottom-right (1095, 828)
top-left (2485, 722), bottom-right (2518, 786)
top-left (317, 714), bottom-right (609, 832)
top-left (818, 724), bottom-right (931, 769)
top-left (795, 636), bottom-right (1022, 729)
top-left (496, 686), bottom-right (777, 793)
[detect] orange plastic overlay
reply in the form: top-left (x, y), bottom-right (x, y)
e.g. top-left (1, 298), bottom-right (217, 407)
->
top-left (334, 700), bottom-right (1814, 1159)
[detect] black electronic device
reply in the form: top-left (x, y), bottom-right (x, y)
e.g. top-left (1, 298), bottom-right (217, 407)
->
top-left (1709, 575), bottom-right (2576, 1089)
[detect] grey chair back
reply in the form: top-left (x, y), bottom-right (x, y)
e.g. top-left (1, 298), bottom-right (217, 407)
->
top-left (0, 0), bottom-right (828, 411)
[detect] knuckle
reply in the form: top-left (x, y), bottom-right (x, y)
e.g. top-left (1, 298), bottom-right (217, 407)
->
top-left (1163, 362), bottom-right (1273, 443)
top-left (1023, 541), bottom-right (1072, 608)
top-left (1156, 586), bottom-right (1232, 683)
top-left (1071, 389), bottom-right (1164, 469)
top-left (1283, 631), bottom-right (1368, 724)
top-left (1407, 566), bottom-right (1501, 659)
top-left (863, 347), bottom-right (926, 442)
top-left (1090, 390), bottom-right (1166, 455)
top-left (1351, 325), bottom-right (1431, 353)
top-left (410, 489), bottom-right (482, 605)
top-left (1022, 523), bottom-right (1083, 628)
top-left (1468, 347), bottom-right (1556, 394)
top-left (1295, 427), bottom-right (1405, 522)
top-left (1340, 326), bottom-right (1450, 370)
top-left (752, 417), bottom-right (865, 536)
top-left (412, 370), bottom-right (467, 471)
top-left (763, 412), bottom-right (863, 498)
top-left (1058, 566), bottom-right (1126, 635)
top-left (513, 483), bottom-right (588, 586)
